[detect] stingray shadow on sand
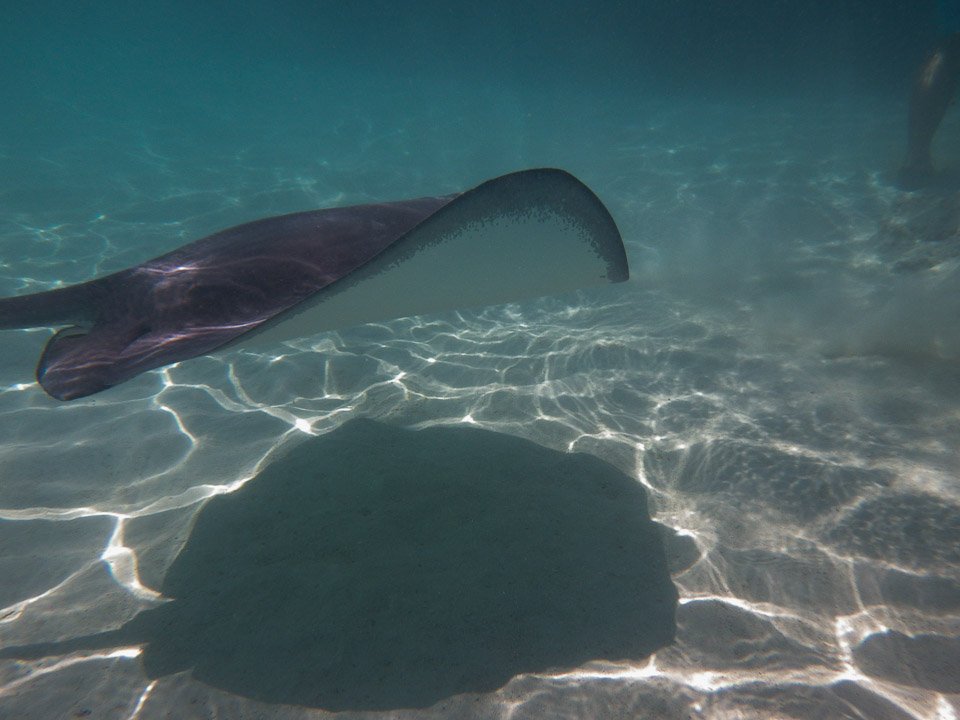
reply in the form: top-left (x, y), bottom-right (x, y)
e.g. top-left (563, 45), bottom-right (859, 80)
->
top-left (1, 419), bottom-right (677, 711)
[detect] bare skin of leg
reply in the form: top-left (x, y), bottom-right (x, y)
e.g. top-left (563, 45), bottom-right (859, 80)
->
top-left (899, 34), bottom-right (960, 189)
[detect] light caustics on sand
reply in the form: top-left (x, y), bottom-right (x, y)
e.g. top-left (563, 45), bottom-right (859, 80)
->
top-left (2, 104), bottom-right (959, 718)
top-left (1, 301), bottom-right (956, 720)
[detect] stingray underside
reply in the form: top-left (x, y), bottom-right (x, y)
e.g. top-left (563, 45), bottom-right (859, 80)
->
top-left (236, 169), bottom-right (628, 348)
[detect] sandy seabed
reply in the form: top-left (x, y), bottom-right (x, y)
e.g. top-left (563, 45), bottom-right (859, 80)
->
top-left (1, 92), bottom-right (959, 719)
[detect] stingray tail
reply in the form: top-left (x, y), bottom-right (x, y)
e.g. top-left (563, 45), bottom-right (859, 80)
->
top-left (0, 281), bottom-right (103, 330)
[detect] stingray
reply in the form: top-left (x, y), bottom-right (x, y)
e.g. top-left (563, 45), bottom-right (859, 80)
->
top-left (0, 169), bottom-right (627, 400)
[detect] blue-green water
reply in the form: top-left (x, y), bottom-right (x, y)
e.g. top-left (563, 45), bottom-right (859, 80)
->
top-left (1, 3), bottom-right (959, 718)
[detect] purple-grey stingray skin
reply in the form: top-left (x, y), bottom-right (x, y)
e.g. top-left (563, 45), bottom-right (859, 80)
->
top-left (0, 169), bottom-right (627, 401)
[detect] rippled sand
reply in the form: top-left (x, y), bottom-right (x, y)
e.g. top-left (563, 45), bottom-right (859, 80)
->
top-left (1, 94), bottom-right (958, 719)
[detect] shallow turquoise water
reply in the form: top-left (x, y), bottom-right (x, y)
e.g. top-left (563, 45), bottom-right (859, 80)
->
top-left (1, 3), bottom-right (959, 719)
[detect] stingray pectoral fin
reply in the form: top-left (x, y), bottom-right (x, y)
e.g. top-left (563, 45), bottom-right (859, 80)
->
top-left (36, 327), bottom-right (110, 401)
top-left (36, 323), bottom-right (154, 401)
top-left (243, 168), bottom-right (628, 347)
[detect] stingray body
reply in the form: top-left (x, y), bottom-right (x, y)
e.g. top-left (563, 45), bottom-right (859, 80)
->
top-left (0, 169), bottom-right (628, 400)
